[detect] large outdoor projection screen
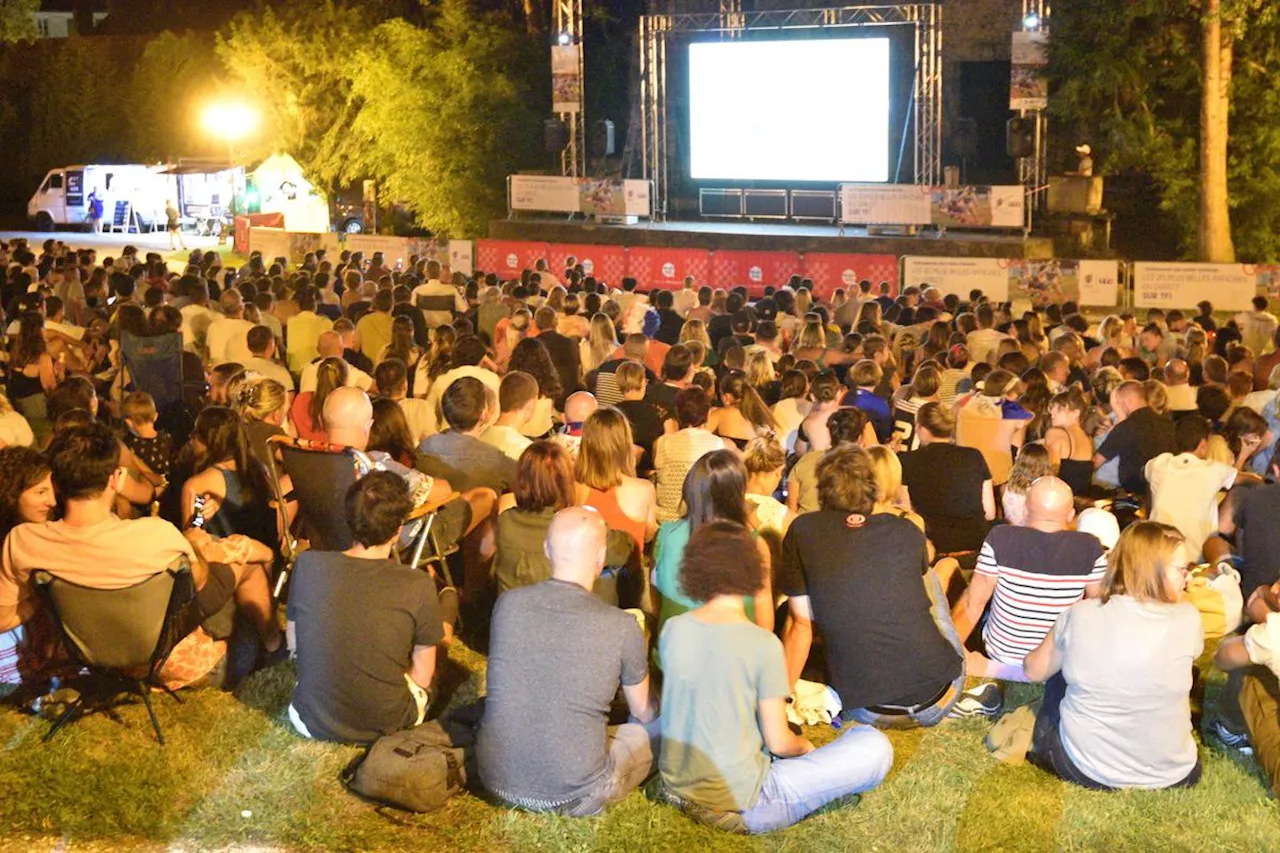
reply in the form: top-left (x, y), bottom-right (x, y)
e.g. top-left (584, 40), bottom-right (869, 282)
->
top-left (688, 38), bottom-right (891, 183)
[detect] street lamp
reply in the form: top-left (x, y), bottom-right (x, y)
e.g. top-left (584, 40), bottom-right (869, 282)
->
top-left (202, 101), bottom-right (260, 222)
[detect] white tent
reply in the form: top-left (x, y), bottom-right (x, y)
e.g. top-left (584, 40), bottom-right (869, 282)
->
top-left (252, 152), bottom-right (330, 233)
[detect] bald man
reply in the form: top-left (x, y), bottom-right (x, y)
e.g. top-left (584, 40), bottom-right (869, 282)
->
top-left (952, 477), bottom-right (1108, 689)
top-left (478, 506), bottom-right (659, 817)
top-left (552, 391), bottom-right (599, 460)
top-left (299, 329), bottom-right (374, 393)
top-left (1163, 359), bottom-right (1198, 413)
top-left (1094, 380), bottom-right (1177, 495)
top-left (320, 386), bottom-right (495, 560)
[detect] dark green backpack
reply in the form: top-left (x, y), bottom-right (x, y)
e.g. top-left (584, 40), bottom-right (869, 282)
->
top-left (341, 721), bottom-right (473, 812)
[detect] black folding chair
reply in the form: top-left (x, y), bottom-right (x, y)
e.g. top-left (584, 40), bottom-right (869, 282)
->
top-left (33, 560), bottom-right (195, 745)
top-left (269, 436), bottom-right (459, 587)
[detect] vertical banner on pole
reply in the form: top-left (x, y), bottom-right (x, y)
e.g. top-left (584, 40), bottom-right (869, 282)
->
top-left (1010, 31), bottom-right (1049, 110)
top-left (551, 46), bottom-right (582, 113)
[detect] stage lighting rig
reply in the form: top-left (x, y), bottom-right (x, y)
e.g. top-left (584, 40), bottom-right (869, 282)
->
top-left (557, 30), bottom-right (574, 46)
top-left (1022, 12), bottom-right (1041, 30)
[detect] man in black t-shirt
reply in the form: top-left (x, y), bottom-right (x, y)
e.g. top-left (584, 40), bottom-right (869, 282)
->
top-left (782, 446), bottom-right (966, 728)
top-left (645, 344), bottom-right (694, 424)
top-left (287, 472), bottom-right (448, 745)
top-left (898, 403), bottom-right (995, 556)
top-left (1094, 380), bottom-right (1177, 495)
top-left (615, 362), bottom-right (667, 476)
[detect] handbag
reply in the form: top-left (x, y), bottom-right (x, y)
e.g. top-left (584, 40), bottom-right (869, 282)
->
top-left (340, 721), bottom-right (472, 813)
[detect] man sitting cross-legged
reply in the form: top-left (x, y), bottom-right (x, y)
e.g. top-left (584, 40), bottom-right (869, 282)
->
top-left (781, 445), bottom-right (966, 728)
top-left (950, 476), bottom-right (1107, 715)
top-left (0, 423), bottom-right (282, 691)
top-left (478, 506), bottom-right (659, 817)
top-left (287, 471), bottom-right (452, 744)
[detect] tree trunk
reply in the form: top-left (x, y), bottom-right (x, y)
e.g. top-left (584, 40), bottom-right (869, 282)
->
top-left (1199, 0), bottom-right (1236, 262)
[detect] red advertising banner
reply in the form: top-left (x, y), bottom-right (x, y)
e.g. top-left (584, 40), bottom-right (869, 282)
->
top-left (545, 244), bottom-right (629, 286)
top-left (709, 251), bottom-right (803, 297)
top-left (626, 247), bottom-right (712, 291)
top-left (802, 253), bottom-right (900, 301)
top-left (475, 240), bottom-right (550, 279)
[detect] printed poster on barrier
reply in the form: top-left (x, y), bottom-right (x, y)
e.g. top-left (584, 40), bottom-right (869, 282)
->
top-left (838, 184), bottom-right (931, 226)
top-left (1007, 260), bottom-right (1120, 307)
top-left (551, 45), bottom-right (581, 113)
top-left (510, 175), bottom-right (580, 214)
top-left (1133, 263), bottom-right (1257, 311)
top-left (579, 179), bottom-right (626, 216)
top-left (1246, 265), bottom-right (1280, 309)
top-left (930, 186), bottom-right (1024, 229)
top-left (1010, 31), bottom-right (1049, 111)
top-left (903, 257), bottom-right (1010, 301)
top-left (448, 240), bottom-right (474, 276)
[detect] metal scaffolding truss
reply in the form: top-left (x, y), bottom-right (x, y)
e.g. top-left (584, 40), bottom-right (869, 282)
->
top-left (555, 0), bottom-right (586, 178)
top-left (638, 4), bottom-right (942, 220)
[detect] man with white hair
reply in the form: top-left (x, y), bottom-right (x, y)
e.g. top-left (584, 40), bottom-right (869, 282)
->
top-left (478, 506), bottom-right (658, 816)
top-left (951, 477), bottom-right (1108, 705)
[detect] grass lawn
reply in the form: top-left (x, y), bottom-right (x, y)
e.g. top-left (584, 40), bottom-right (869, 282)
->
top-left (1, 640), bottom-right (1278, 853)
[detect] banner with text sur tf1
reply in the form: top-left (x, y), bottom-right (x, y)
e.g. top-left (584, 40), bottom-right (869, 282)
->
top-left (903, 257), bottom-right (1120, 306)
top-left (1133, 263), bottom-right (1272, 311)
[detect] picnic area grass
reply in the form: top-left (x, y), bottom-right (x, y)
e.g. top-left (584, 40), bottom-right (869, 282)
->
top-left (1, 639), bottom-right (1278, 853)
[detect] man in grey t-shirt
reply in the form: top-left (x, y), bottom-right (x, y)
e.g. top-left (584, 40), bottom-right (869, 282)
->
top-left (477, 507), bottom-right (659, 816)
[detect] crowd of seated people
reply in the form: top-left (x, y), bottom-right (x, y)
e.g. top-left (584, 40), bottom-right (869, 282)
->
top-left (2, 236), bottom-right (1280, 829)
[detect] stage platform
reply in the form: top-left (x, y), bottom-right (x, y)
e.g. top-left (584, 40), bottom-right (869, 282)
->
top-left (489, 217), bottom-right (1055, 260)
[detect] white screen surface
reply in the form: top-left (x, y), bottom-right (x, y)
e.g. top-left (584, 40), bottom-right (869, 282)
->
top-left (688, 39), bottom-right (891, 183)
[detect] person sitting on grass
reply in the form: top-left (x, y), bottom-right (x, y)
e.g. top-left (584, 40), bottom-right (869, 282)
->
top-left (781, 445), bottom-right (965, 729)
top-left (286, 471), bottom-right (452, 745)
top-left (1023, 521), bottom-right (1203, 790)
top-left (951, 477), bottom-right (1106, 711)
top-left (658, 520), bottom-right (893, 834)
top-left (478, 506), bottom-right (659, 817)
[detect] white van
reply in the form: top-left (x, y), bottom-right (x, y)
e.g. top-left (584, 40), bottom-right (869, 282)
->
top-left (27, 164), bottom-right (173, 231)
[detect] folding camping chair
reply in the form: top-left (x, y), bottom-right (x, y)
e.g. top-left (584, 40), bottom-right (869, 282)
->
top-left (34, 559), bottom-right (195, 745)
top-left (267, 436), bottom-right (461, 590)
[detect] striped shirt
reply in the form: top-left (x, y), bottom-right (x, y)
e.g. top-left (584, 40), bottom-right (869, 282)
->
top-left (976, 526), bottom-right (1107, 664)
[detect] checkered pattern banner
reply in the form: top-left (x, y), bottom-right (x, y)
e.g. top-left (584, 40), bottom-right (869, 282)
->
top-left (802, 253), bottom-right (900, 301)
top-left (626, 248), bottom-right (712, 290)
top-left (475, 240), bottom-right (550, 279)
top-left (546, 244), bottom-right (628, 286)
top-left (709, 251), bottom-right (804, 297)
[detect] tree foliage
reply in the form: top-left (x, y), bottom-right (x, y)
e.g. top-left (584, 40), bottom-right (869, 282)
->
top-left (1049, 0), bottom-right (1280, 261)
top-left (215, 0), bottom-right (382, 184)
top-left (0, 0), bottom-right (38, 44)
top-left (339, 0), bottom-right (544, 236)
top-left (128, 31), bottom-right (225, 161)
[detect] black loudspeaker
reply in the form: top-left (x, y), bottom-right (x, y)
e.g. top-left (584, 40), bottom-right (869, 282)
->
top-left (544, 118), bottom-right (570, 153)
top-left (953, 117), bottom-right (978, 160)
top-left (1007, 117), bottom-right (1036, 159)
top-left (592, 120), bottom-right (616, 157)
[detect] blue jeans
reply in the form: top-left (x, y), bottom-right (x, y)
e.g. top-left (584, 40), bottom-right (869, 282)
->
top-left (740, 725), bottom-right (893, 833)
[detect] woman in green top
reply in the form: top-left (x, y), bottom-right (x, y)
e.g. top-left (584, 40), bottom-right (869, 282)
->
top-left (652, 449), bottom-right (774, 633)
top-left (658, 521), bottom-right (893, 832)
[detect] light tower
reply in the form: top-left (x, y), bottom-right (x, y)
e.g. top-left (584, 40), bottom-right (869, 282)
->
top-left (554, 0), bottom-right (586, 177)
